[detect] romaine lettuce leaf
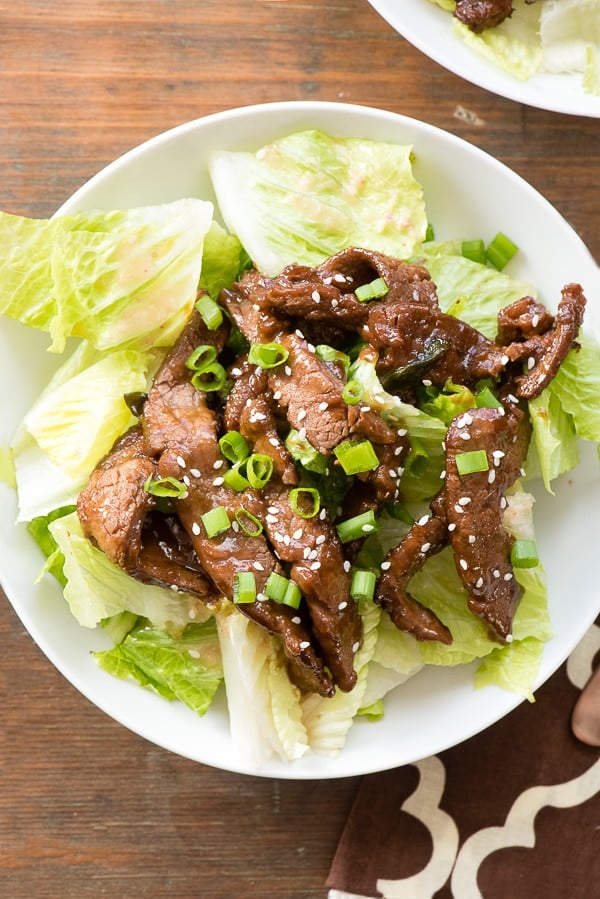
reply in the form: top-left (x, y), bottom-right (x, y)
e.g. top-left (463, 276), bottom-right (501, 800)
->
top-left (94, 619), bottom-right (223, 716)
top-left (0, 199), bottom-right (213, 353)
top-left (49, 511), bottom-right (207, 631)
top-left (210, 130), bottom-right (427, 276)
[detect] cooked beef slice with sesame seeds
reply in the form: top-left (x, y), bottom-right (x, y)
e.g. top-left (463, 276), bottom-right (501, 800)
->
top-left (375, 491), bottom-right (453, 644)
top-left (496, 295), bottom-right (555, 344)
top-left (362, 274), bottom-right (509, 389)
top-left (220, 275), bottom-right (285, 344)
top-left (78, 426), bottom-right (157, 571)
top-left (223, 361), bottom-right (299, 486)
top-left (454, 0), bottom-right (515, 32)
top-left (503, 283), bottom-right (587, 400)
top-left (257, 484), bottom-right (361, 693)
top-left (138, 512), bottom-right (220, 599)
top-left (444, 403), bottom-right (531, 641)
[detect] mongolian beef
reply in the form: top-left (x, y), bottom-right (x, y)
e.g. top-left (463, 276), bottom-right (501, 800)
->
top-left (455, 0), bottom-right (538, 33)
top-left (77, 247), bottom-right (586, 697)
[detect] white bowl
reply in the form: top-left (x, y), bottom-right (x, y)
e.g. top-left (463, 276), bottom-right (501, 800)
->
top-left (1, 101), bottom-right (599, 779)
top-left (366, 0), bottom-right (600, 117)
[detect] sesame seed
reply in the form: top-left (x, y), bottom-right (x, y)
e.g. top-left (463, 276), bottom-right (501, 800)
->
top-left (527, 356), bottom-right (535, 370)
top-left (520, 467), bottom-right (526, 477)
top-left (293, 528), bottom-right (303, 540)
top-left (312, 289), bottom-right (321, 302)
top-left (299, 641), bottom-right (310, 650)
top-left (501, 354), bottom-right (510, 365)
top-left (488, 469), bottom-right (496, 484)
top-left (500, 497), bottom-right (508, 509)
top-left (284, 366), bottom-right (292, 376)
top-left (212, 477), bottom-right (224, 486)
top-left (338, 601), bottom-right (348, 610)
top-left (303, 547), bottom-right (311, 559)
top-left (493, 569), bottom-right (500, 578)
top-left (309, 549), bottom-right (318, 560)
top-left (183, 475), bottom-right (191, 486)
top-left (422, 379), bottom-right (432, 387)
top-left (231, 520), bottom-right (240, 533)
top-left (352, 641), bottom-right (360, 653)
top-left (388, 469), bottom-right (396, 478)
top-left (440, 470), bottom-right (447, 479)
top-left (475, 577), bottom-right (484, 588)
top-left (394, 446), bottom-right (403, 456)
top-left (454, 504), bottom-right (465, 514)
top-left (448, 523), bottom-right (456, 532)
top-left (322, 276), bottom-right (333, 285)
top-left (334, 273), bottom-right (346, 283)
top-left (213, 459), bottom-right (224, 469)
top-left (188, 649), bottom-right (201, 659)
top-left (331, 298), bottom-right (339, 308)
top-left (531, 314), bottom-right (540, 328)
top-left (417, 515), bottom-right (430, 526)
top-left (283, 534), bottom-right (291, 546)
top-left (421, 542), bottom-right (431, 553)
top-left (256, 592), bottom-right (267, 602)
top-left (504, 572), bottom-right (513, 581)
top-left (315, 534), bottom-right (326, 545)
top-left (254, 412), bottom-right (267, 421)
top-left (298, 427), bottom-right (307, 440)
top-left (273, 390), bottom-right (282, 401)
top-left (266, 514), bottom-right (278, 524)
top-left (458, 496), bottom-right (471, 506)
top-left (362, 524), bottom-right (375, 532)
top-left (307, 343), bottom-right (316, 353)
top-left (459, 431), bottom-right (471, 441)
top-left (343, 560), bottom-right (351, 573)
top-left (310, 561), bottom-right (321, 571)
top-left (505, 634), bottom-right (514, 643)
top-left (362, 405), bottom-right (371, 412)
top-left (253, 561), bottom-right (264, 571)
top-left (269, 437), bottom-right (279, 447)
top-left (506, 393), bottom-right (518, 405)
top-left (297, 409), bottom-right (307, 422)
top-left (292, 616), bottom-right (301, 624)
top-left (176, 455), bottom-right (186, 468)
top-left (190, 468), bottom-right (201, 478)
top-left (397, 428), bottom-right (408, 437)
top-left (319, 509), bottom-right (327, 520)
top-left (170, 584), bottom-right (180, 592)
top-left (380, 561), bottom-right (391, 571)
top-left (268, 506), bottom-right (279, 514)
top-left (192, 522), bottom-right (201, 535)
top-left (459, 559), bottom-right (468, 570)
top-left (468, 534), bottom-right (476, 544)
top-left (231, 367), bottom-right (242, 377)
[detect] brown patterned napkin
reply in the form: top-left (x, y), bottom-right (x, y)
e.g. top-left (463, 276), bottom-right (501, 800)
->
top-left (327, 617), bottom-right (600, 899)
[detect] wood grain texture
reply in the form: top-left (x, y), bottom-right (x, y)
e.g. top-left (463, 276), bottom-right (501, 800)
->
top-left (1, 2), bottom-right (598, 896)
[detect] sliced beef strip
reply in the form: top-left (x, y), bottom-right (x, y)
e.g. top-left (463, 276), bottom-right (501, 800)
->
top-left (253, 485), bottom-right (361, 693)
top-left (375, 491), bottom-right (453, 644)
top-left (138, 512), bottom-right (219, 600)
top-left (454, 0), bottom-right (514, 32)
top-left (496, 295), bottom-right (554, 344)
top-left (268, 332), bottom-right (395, 454)
top-left (444, 402), bottom-right (531, 641)
top-left (142, 310), bottom-right (334, 696)
top-left (224, 361), bottom-right (298, 486)
top-left (504, 283), bottom-right (587, 400)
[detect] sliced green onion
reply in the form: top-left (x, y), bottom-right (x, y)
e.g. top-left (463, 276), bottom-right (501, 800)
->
top-left (425, 222), bottom-right (435, 242)
top-left (234, 506), bottom-right (263, 537)
top-left (283, 580), bottom-right (302, 609)
top-left (336, 509), bottom-right (380, 543)
top-left (461, 239), bottom-right (486, 265)
top-left (342, 379), bottom-right (364, 406)
top-left (355, 277), bottom-right (389, 302)
top-left (333, 439), bottom-right (379, 475)
top-left (185, 344), bottom-right (218, 371)
top-left (195, 294), bottom-right (224, 330)
top-left (219, 430), bottom-right (250, 464)
top-left (144, 475), bottom-right (188, 498)
top-left (289, 487), bottom-right (320, 519)
top-left (248, 342), bottom-right (289, 369)
top-left (350, 568), bottom-right (377, 600)
top-left (190, 362), bottom-right (227, 392)
top-left (315, 345), bottom-right (350, 375)
top-left (223, 462), bottom-right (251, 492)
top-left (510, 538), bottom-right (539, 569)
top-left (264, 571), bottom-right (289, 603)
top-left (455, 449), bottom-right (489, 476)
top-left (476, 385), bottom-right (503, 409)
top-left (233, 571), bottom-right (257, 604)
top-left (285, 429), bottom-right (328, 475)
top-left (486, 232), bottom-right (518, 271)
top-left (201, 505), bottom-right (231, 538)
top-left (246, 453), bottom-right (274, 489)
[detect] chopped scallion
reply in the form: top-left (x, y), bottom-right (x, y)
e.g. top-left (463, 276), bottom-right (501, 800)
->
top-left (185, 344), bottom-right (218, 371)
top-left (461, 239), bottom-right (487, 265)
top-left (234, 506), bottom-right (263, 537)
top-left (143, 475), bottom-right (188, 498)
top-left (223, 462), bottom-right (250, 492)
top-left (510, 538), bottom-right (539, 569)
top-left (350, 568), bottom-right (377, 600)
top-left (264, 571), bottom-right (289, 603)
top-left (201, 505), bottom-right (231, 538)
top-left (219, 430), bottom-right (250, 464)
top-left (233, 570), bottom-right (257, 604)
top-left (190, 362), bottom-right (227, 392)
top-left (455, 449), bottom-right (489, 476)
top-left (486, 232), bottom-right (518, 271)
top-left (354, 276), bottom-right (389, 302)
top-left (246, 453), bottom-right (274, 489)
top-left (342, 379), bottom-right (364, 405)
top-left (334, 439), bottom-right (379, 475)
top-left (289, 487), bottom-right (320, 519)
top-left (248, 342), bottom-right (289, 369)
top-left (282, 580), bottom-right (302, 609)
top-left (195, 294), bottom-right (224, 330)
top-left (336, 509), bottom-right (380, 543)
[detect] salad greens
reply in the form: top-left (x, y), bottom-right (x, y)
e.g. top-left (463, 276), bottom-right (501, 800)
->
top-left (1, 128), bottom-right (599, 765)
top-left (428, 0), bottom-right (600, 93)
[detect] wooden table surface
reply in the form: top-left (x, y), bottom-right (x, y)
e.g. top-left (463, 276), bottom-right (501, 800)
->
top-left (1, 3), bottom-right (598, 897)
